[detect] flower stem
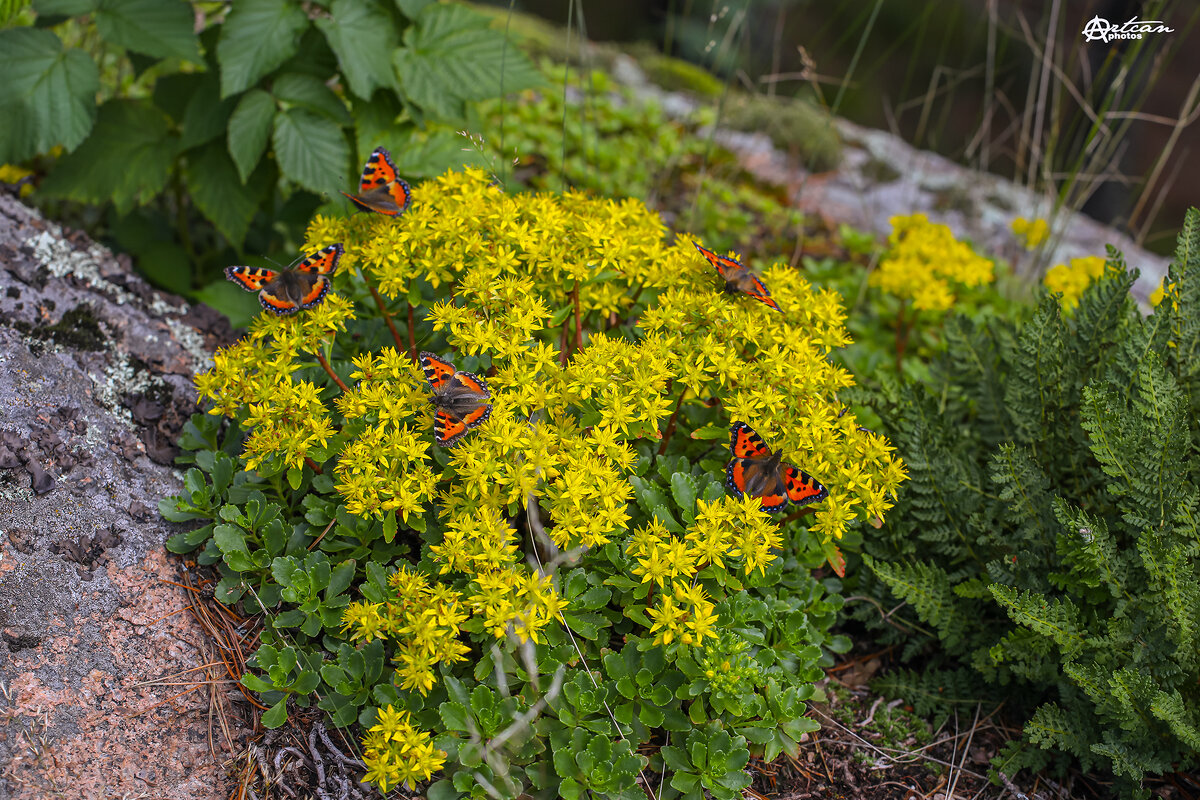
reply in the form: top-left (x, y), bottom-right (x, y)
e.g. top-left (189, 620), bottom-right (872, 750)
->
top-left (407, 301), bottom-right (417, 362)
top-left (572, 279), bottom-right (582, 351)
top-left (315, 351), bottom-right (349, 393)
top-left (894, 299), bottom-right (910, 373)
top-left (358, 266), bottom-right (406, 354)
top-left (657, 383), bottom-right (688, 456)
top-left (304, 457), bottom-right (323, 474)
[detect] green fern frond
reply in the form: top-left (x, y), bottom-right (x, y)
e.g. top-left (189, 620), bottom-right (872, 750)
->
top-left (864, 556), bottom-right (970, 652)
top-left (989, 585), bottom-right (1086, 658)
top-left (1024, 701), bottom-right (1098, 760)
top-left (1150, 689), bottom-right (1200, 750)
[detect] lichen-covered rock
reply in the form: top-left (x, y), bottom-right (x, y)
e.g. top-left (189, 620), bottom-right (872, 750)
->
top-left (0, 192), bottom-right (246, 800)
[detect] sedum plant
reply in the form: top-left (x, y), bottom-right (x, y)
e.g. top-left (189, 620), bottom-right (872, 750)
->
top-left (164, 167), bottom-right (905, 796)
top-left (859, 209), bottom-right (1200, 798)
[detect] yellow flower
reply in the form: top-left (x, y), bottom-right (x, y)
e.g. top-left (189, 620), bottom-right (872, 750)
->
top-left (1044, 255), bottom-right (1107, 309)
top-left (1011, 216), bottom-right (1049, 249)
top-left (870, 214), bottom-right (994, 312)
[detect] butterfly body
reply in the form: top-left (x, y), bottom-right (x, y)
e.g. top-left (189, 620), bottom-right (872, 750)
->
top-left (342, 147), bottom-right (411, 216)
top-left (693, 242), bottom-right (780, 312)
top-left (726, 422), bottom-right (828, 513)
top-left (224, 244), bottom-right (342, 315)
top-left (419, 351), bottom-right (491, 446)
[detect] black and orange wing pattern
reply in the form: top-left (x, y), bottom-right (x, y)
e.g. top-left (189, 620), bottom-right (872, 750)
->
top-left (735, 273), bottom-right (781, 312)
top-left (729, 422), bottom-right (771, 459)
top-left (783, 465), bottom-right (828, 507)
top-left (342, 147), bottom-right (412, 216)
top-left (294, 243), bottom-right (343, 275)
top-left (420, 351), bottom-right (492, 446)
top-left (693, 242), bottom-right (744, 283)
top-left (224, 266), bottom-right (277, 292)
top-left (420, 352), bottom-right (458, 391)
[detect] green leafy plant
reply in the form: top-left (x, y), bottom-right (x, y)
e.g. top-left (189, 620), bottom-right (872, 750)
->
top-left (856, 208), bottom-right (1200, 797)
top-left (162, 167), bottom-right (905, 795)
top-left (1, 0), bottom-right (542, 311)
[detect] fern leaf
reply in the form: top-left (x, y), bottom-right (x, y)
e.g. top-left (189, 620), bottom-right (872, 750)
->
top-left (1024, 701), bottom-right (1097, 760)
top-left (989, 585), bottom-right (1086, 657)
top-left (864, 556), bottom-right (969, 652)
top-left (1150, 689), bottom-right (1200, 750)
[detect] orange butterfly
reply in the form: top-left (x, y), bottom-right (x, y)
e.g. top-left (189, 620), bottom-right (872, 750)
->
top-left (342, 147), bottom-right (412, 216)
top-left (726, 422), bottom-right (827, 513)
top-left (419, 352), bottom-right (491, 446)
top-left (693, 242), bottom-right (780, 312)
top-left (224, 244), bottom-right (342, 315)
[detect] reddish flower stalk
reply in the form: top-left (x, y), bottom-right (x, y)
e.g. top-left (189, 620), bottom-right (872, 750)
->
top-left (657, 384), bottom-right (688, 456)
top-left (315, 351), bottom-right (349, 393)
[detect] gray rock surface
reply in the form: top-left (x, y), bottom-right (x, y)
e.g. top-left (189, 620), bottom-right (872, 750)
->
top-left (610, 52), bottom-right (1172, 303)
top-left (0, 192), bottom-right (245, 800)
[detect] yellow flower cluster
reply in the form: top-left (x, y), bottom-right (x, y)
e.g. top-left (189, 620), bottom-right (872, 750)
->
top-left (195, 295), bottom-right (354, 470)
top-left (340, 567), bottom-right (470, 695)
top-left (628, 496), bottom-right (782, 646)
top-left (361, 705), bottom-right (446, 792)
top-left (0, 164), bottom-right (34, 198)
top-left (195, 167), bottom-right (910, 791)
top-left (1011, 216), bottom-right (1050, 250)
top-left (869, 214), bottom-right (994, 312)
top-left (1043, 255), bottom-right (1106, 309)
top-left (641, 245), bottom-right (906, 540)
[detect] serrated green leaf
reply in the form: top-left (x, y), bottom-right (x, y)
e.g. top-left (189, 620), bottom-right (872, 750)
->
top-left (32, 0), bottom-right (94, 13)
top-left (94, 0), bottom-right (202, 63)
top-left (226, 89), bottom-right (275, 183)
top-left (670, 472), bottom-right (698, 517)
top-left (272, 107), bottom-right (348, 195)
top-left (184, 141), bottom-right (259, 246)
top-left (314, 0), bottom-right (399, 98)
top-left (260, 698), bottom-right (288, 728)
top-left (39, 99), bottom-right (177, 215)
top-left (392, 3), bottom-right (544, 120)
top-left (217, 0), bottom-right (308, 98)
top-left (179, 77), bottom-right (238, 151)
top-left (0, 29), bottom-right (98, 162)
top-left (272, 72), bottom-right (351, 124)
top-left (394, 0), bottom-right (433, 18)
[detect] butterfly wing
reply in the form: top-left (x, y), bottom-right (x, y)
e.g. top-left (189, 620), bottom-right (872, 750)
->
top-left (294, 243), bottom-right (343, 275)
top-left (726, 459), bottom-right (789, 513)
top-left (729, 422), bottom-right (772, 459)
top-left (453, 371), bottom-right (491, 399)
top-left (225, 266), bottom-right (278, 293)
top-left (783, 465), bottom-right (829, 507)
top-left (433, 410), bottom-right (469, 447)
top-left (737, 272), bottom-right (781, 312)
top-left (343, 147), bottom-right (412, 216)
top-left (420, 352), bottom-right (458, 392)
top-left (296, 275), bottom-right (331, 311)
top-left (693, 242), bottom-right (745, 283)
top-left (359, 147), bottom-right (398, 193)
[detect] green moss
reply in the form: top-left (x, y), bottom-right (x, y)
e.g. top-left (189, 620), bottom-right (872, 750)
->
top-left (626, 45), bottom-right (725, 97)
top-left (862, 157), bottom-right (901, 184)
top-left (14, 304), bottom-right (106, 351)
top-left (721, 93), bottom-right (842, 172)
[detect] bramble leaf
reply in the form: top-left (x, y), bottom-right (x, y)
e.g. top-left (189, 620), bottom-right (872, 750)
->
top-left (272, 107), bottom-right (349, 196)
top-left (217, 0), bottom-right (308, 97)
top-left (0, 28), bottom-right (98, 162)
top-left (39, 99), bottom-right (177, 215)
top-left (314, 0), bottom-right (399, 99)
top-left (94, 0), bottom-right (202, 63)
